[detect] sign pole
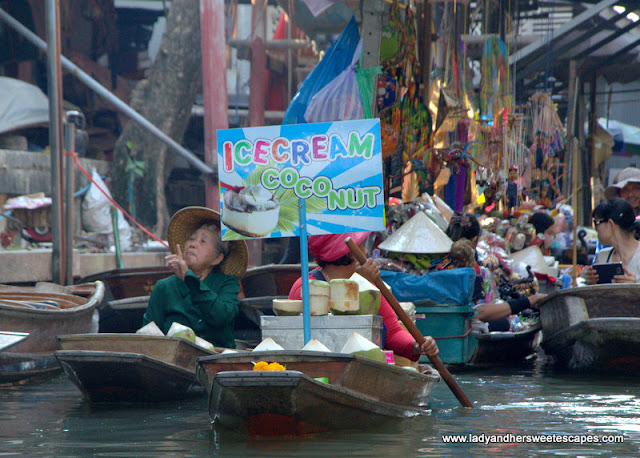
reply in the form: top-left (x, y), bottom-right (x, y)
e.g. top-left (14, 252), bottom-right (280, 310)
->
top-left (298, 197), bottom-right (311, 344)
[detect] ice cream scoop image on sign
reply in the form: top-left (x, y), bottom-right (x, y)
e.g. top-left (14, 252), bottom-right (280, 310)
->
top-left (221, 184), bottom-right (280, 237)
top-left (217, 119), bottom-right (386, 241)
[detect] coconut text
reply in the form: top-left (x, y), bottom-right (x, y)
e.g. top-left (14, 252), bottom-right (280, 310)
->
top-left (260, 167), bottom-right (381, 211)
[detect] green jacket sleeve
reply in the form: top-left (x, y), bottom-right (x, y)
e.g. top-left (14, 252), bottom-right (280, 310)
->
top-left (183, 270), bottom-right (240, 327)
top-left (142, 276), bottom-right (189, 331)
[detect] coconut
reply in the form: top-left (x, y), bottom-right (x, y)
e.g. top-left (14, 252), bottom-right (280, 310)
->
top-left (349, 273), bottom-right (381, 315)
top-left (252, 337), bottom-right (284, 352)
top-left (272, 298), bottom-right (303, 316)
top-left (329, 279), bottom-right (359, 300)
top-left (195, 336), bottom-right (216, 351)
top-left (301, 339), bottom-right (331, 352)
top-left (329, 279), bottom-right (359, 315)
top-left (340, 332), bottom-right (386, 363)
top-left (310, 295), bottom-right (329, 315)
top-left (309, 280), bottom-right (330, 296)
top-left (307, 280), bottom-right (330, 315)
top-left (166, 322), bottom-right (196, 343)
top-left (135, 321), bottom-right (164, 336)
top-left (329, 299), bottom-right (360, 315)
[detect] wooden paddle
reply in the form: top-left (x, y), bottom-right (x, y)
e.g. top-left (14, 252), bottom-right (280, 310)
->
top-left (346, 238), bottom-right (474, 408)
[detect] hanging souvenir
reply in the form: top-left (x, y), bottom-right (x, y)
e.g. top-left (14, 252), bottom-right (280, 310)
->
top-left (480, 37), bottom-right (511, 128)
top-left (377, 74), bottom-right (398, 112)
top-left (380, 0), bottom-right (404, 65)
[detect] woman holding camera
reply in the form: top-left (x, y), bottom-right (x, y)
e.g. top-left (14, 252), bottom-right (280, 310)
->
top-left (583, 198), bottom-right (640, 284)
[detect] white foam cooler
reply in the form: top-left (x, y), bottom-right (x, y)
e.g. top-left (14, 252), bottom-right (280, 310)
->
top-left (260, 315), bottom-right (383, 352)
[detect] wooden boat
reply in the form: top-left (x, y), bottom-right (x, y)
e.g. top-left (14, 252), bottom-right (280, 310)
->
top-left (55, 333), bottom-right (217, 402)
top-left (77, 267), bottom-right (172, 333)
top-left (0, 281), bottom-right (105, 383)
top-left (537, 284), bottom-right (640, 373)
top-left (0, 331), bottom-right (29, 352)
top-left (80, 266), bottom-right (270, 343)
top-left (470, 321), bottom-right (542, 366)
top-left (196, 350), bottom-right (440, 436)
top-left (240, 263), bottom-right (315, 298)
top-left (79, 266), bottom-right (172, 300)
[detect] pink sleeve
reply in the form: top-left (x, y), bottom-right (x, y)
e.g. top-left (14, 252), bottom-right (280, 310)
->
top-left (288, 274), bottom-right (315, 300)
top-left (379, 296), bottom-right (418, 361)
top-left (288, 277), bottom-right (303, 300)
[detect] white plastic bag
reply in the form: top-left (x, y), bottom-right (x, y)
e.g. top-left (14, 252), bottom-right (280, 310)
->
top-left (304, 39), bottom-right (364, 123)
top-left (82, 168), bottom-right (132, 250)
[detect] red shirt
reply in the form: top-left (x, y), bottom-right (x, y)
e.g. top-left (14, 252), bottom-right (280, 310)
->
top-left (289, 271), bottom-right (418, 361)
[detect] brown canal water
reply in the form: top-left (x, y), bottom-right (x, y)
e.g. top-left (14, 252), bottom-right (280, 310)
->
top-left (1, 357), bottom-right (639, 457)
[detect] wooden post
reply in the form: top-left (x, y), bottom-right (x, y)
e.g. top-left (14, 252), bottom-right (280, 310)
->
top-left (246, 0), bottom-right (268, 266)
top-left (577, 77), bottom-right (586, 226)
top-left (564, 61), bottom-right (578, 199)
top-left (249, 0), bottom-right (267, 128)
top-left (567, 60), bottom-right (580, 286)
top-left (571, 137), bottom-right (579, 287)
top-left (361, 0), bottom-right (383, 117)
top-left (200, 0), bottom-right (228, 211)
top-left (45, 0), bottom-right (65, 284)
top-left (587, 72), bottom-right (597, 217)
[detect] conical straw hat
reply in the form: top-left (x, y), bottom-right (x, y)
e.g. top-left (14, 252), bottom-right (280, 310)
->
top-left (510, 245), bottom-right (555, 277)
top-left (167, 206), bottom-right (248, 278)
top-left (378, 212), bottom-right (453, 254)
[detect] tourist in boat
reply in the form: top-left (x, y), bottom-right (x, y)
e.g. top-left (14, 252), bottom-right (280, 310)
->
top-left (582, 198), bottom-right (640, 284)
top-left (605, 167), bottom-right (640, 217)
top-left (288, 231), bottom-right (439, 361)
top-left (528, 211), bottom-right (556, 256)
top-left (143, 206), bottom-right (248, 348)
top-left (445, 212), bottom-right (546, 327)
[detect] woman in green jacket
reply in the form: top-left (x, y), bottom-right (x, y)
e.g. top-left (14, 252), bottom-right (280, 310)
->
top-left (143, 207), bottom-right (248, 348)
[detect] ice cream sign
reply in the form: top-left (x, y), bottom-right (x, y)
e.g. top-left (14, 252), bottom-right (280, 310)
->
top-left (217, 119), bottom-right (385, 240)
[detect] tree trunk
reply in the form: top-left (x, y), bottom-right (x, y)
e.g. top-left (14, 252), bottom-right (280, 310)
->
top-left (111, 0), bottom-right (202, 238)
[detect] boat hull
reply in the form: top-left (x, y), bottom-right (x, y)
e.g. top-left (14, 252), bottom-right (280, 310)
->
top-left (471, 323), bottom-right (541, 365)
top-left (56, 333), bottom-right (215, 402)
top-left (211, 371), bottom-right (426, 435)
top-left (541, 318), bottom-right (640, 373)
top-left (197, 350), bottom-right (439, 436)
top-left (0, 282), bottom-right (104, 383)
top-left (56, 351), bottom-right (205, 402)
top-left (98, 296), bottom-right (150, 333)
top-left (0, 352), bottom-right (61, 383)
top-left (538, 284), bottom-right (640, 373)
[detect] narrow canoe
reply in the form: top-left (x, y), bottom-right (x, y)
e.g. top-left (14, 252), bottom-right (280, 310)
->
top-left (471, 322), bottom-right (542, 366)
top-left (55, 333), bottom-right (217, 402)
top-left (196, 350), bottom-right (440, 436)
top-left (537, 284), bottom-right (640, 373)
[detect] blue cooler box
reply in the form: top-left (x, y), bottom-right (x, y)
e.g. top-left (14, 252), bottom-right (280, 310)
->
top-left (381, 268), bottom-right (478, 365)
top-left (414, 304), bottom-right (477, 365)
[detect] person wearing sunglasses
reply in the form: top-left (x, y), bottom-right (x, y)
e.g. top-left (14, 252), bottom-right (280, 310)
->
top-left (583, 198), bottom-right (640, 285)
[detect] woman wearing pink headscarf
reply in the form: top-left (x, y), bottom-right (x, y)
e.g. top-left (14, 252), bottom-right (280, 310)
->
top-left (289, 232), bottom-right (439, 361)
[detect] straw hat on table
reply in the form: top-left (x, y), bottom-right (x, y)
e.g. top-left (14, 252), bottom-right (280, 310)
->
top-left (167, 206), bottom-right (248, 278)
